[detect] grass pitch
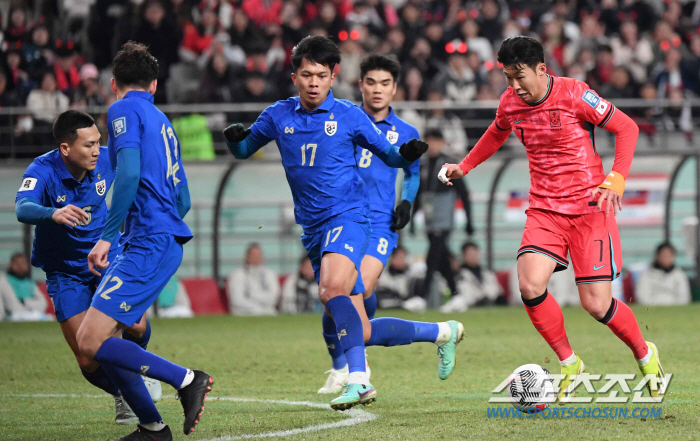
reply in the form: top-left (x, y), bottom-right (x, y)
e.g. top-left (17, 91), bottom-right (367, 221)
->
top-left (1, 305), bottom-right (699, 440)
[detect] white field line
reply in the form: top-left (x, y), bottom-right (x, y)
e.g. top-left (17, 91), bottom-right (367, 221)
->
top-left (5, 394), bottom-right (379, 440)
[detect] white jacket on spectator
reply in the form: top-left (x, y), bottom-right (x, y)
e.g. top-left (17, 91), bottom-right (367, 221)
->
top-left (228, 265), bottom-right (280, 316)
top-left (455, 265), bottom-right (503, 306)
top-left (0, 273), bottom-right (49, 321)
top-left (635, 265), bottom-right (691, 306)
top-left (26, 89), bottom-right (69, 123)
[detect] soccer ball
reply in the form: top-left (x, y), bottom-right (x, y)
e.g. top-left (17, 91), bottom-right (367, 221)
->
top-left (506, 364), bottom-right (555, 411)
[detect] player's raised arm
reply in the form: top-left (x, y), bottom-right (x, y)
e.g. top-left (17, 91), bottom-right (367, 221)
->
top-left (223, 107), bottom-right (277, 159)
top-left (439, 108), bottom-right (511, 186)
top-left (573, 82), bottom-right (639, 216)
top-left (352, 108), bottom-right (428, 168)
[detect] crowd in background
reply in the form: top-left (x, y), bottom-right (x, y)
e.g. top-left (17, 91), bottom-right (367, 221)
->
top-left (1, 0), bottom-right (700, 156)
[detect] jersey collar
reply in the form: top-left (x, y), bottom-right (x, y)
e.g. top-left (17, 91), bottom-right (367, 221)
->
top-left (359, 104), bottom-right (396, 126)
top-left (527, 74), bottom-right (553, 106)
top-left (124, 90), bottom-right (155, 103)
top-left (295, 90), bottom-right (335, 113)
top-left (53, 149), bottom-right (95, 183)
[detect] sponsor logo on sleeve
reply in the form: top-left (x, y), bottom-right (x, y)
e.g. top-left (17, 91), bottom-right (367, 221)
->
top-left (582, 91), bottom-right (600, 108)
top-left (112, 117), bottom-right (126, 137)
top-left (18, 177), bottom-right (37, 192)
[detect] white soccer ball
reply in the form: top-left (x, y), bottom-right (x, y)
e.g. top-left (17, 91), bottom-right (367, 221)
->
top-left (506, 364), bottom-right (555, 411)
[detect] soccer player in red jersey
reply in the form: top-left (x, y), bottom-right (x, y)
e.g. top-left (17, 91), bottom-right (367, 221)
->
top-left (440, 36), bottom-right (666, 401)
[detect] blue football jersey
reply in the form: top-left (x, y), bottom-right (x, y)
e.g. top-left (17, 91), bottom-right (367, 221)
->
top-left (355, 106), bottom-right (420, 226)
top-left (248, 91), bottom-right (401, 233)
top-left (15, 148), bottom-right (116, 277)
top-left (106, 91), bottom-right (192, 245)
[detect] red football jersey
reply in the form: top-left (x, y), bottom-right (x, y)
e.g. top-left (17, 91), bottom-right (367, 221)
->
top-left (494, 75), bottom-right (618, 215)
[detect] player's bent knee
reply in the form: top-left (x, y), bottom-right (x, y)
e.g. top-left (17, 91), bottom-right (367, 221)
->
top-left (76, 355), bottom-right (99, 372)
top-left (318, 279), bottom-right (348, 304)
top-left (518, 279), bottom-right (547, 299)
top-left (582, 299), bottom-right (609, 320)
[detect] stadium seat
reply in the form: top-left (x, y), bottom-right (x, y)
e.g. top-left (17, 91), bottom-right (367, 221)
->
top-left (36, 282), bottom-right (55, 315)
top-left (496, 271), bottom-right (511, 301)
top-left (181, 278), bottom-right (228, 315)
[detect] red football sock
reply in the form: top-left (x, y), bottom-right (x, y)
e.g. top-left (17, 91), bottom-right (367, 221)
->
top-left (523, 290), bottom-right (574, 362)
top-left (599, 298), bottom-right (649, 359)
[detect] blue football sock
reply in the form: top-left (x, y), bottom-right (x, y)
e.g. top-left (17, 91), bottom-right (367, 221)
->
top-left (123, 318), bottom-right (151, 350)
top-left (322, 311), bottom-right (347, 370)
top-left (325, 296), bottom-right (365, 374)
top-left (413, 321), bottom-right (440, 342)
top-left (363, 292), bottom-right (377, 320)
top-left (101, 362), bottom-right (162, 424)
top-left (366, 318), bottom-right (440, 346)
top-left (94, 337), bottom-right (187, 390)
top-left (81, 366), bottom-right (119, 396)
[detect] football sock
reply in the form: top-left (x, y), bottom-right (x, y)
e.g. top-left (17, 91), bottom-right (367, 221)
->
top-left (598, 298), bottom-right (649, 360)
top-left (523, 290), bottom-right (574, 362)
top-left (101, 363), bottom-right (162, 424)
top-left (94, 337), bottom-right (187, 390)
top-left (140, 422), bottom-right (167, 432)
top-left (325, 296), bottom-right (366, 378)
top-left (322, 311), bottom-right (347, 370)
top-left (366, 318), bottom-right (440, 346)
top-left (560, 352), bottom-right (578, 367)
top-left (363, 292), bottom-right (377, 320)
top-left (122, 318), bottom-right (151, 350)
top-left (80, 365), bottom-right (120, 396)
top-left (180, 369), bottom-right (194, 389)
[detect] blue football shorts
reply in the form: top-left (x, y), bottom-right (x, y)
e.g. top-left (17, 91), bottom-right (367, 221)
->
top-left (301, 213), bottom-right (371, 295)
top-left (364, 222), bottom-right (398, 267)
top-left (91, 233), bottom-right (183, 326)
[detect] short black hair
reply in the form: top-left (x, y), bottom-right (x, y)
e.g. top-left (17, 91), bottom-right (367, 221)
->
top-left (10, 252), bottom-right (26, 263)
top-left (291, 36), bottom-right (341, 73)
top-left (656, 242), bottom-right (676, 255)
top-left (497, 36), bottom-right (544, 70)
top-left (424, 129), bottom-right (443, 140)
top-left (112, 41), bottom-right (159, 89)
top-left (53, 110), bottom-right (96, 146)
top-left (360, 54), bottom-right (401, 82)
top-left (462, 241), bottom-right (479, 253)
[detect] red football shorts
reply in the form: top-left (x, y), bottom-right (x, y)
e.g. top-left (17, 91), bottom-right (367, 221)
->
top-left (518, 208), bottom-right (622, 285)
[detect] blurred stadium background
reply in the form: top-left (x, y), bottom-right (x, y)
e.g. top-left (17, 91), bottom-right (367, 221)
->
top-left (1, 0), bottom-right (700, 314)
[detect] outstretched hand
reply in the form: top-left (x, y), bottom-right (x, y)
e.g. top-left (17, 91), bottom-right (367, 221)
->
top-left (438, 164), bottom-right (465, 186)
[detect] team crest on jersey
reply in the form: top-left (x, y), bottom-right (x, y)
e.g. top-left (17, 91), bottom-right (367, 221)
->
top-left (95, 179), bottom-right (106, 196)
top-left (387, 130), bottom-right (399, 144)
top-left (325, 121), bottom-right (337, 136)
top-left (112, 117), bottom-right (126, 137)
top-left (549, 110), bottom-right (561, 128)
top-left (582, 91), bottom-right (600, 108)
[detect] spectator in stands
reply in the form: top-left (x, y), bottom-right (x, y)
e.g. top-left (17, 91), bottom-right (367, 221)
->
top-left (610, 19), bottom-right (654, 84)
top-left (241, 0), bottom-right (283, 27)
top-left (153, 277), bottom-right (194, 318)
top-left (5, 47), bottom-right (34, 103)
top-left (52, 40), bottom-right (81, 96)
top-left (279, 256), bottom-right (319, 314)
top-left (72, 63), bottom-right (107, 108)
top-left (199, 52), bottom-right (236, 103)
top-left (602, 67), bottom-right (636, 100)
top-left (228, 243), bottom-right (280, 316)
top-left (26, 71), bottom-right (69, 148)
top-left (5, 7), bottom-right (29, 45)
top-left (87, 0), bottom-right (131, 69)
top-left (181, 1), bottom-right (223, 61)
top-left (414, 129), bottom-right (474, 303)
top-left (0, 253), bottom-right (50, 321)
top-left (375, 246), bottom-right (418, 309)
top-left (440, 242), bottom-right (504, 313)
top-left (228, 8), bottom-right (266, 55)
top-left (23, 24), bottom-right (54, 83)
top-left (477, 0), bottom-right (503, 44)
top-left (233, 71), bottom-right (279, 124)
top-left (432, 51), bottom-right (477, 103)
top-left (423, 89), bottom-right (468, 157)
top-left (134, 0), bottom-right (183, 103)
top-left (636, 242), bottom-right (691, 306)
top-left (457, 19), bottom-right (493, 64)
